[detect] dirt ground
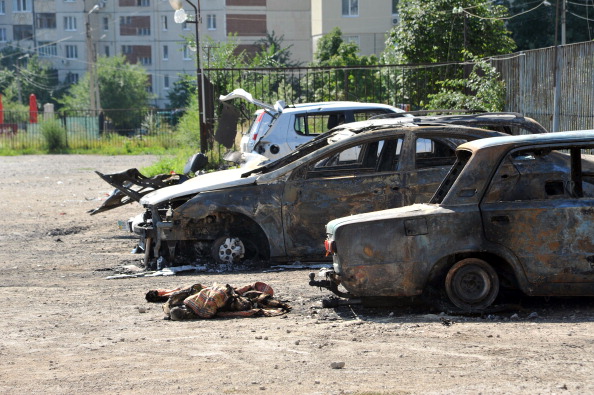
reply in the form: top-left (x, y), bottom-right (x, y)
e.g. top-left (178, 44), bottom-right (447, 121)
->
top-left (2, 154), bottom-right (594, 395)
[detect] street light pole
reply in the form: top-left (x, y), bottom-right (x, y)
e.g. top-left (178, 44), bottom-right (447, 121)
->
top-left (169, 0), bottom-right (208, 153)
top-left (86, 4), bottom-right (101, 116)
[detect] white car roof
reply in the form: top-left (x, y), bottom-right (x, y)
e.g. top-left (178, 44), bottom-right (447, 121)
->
top-left (220, 88), bottom-right (405, 115)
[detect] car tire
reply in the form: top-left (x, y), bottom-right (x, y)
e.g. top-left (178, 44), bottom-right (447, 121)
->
top-left (445, 258), bottom-right (499, 312)
top-left (210, 235), bottom-right (259, 265)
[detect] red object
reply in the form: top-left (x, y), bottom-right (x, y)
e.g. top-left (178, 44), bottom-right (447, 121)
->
top-left (0, 93), bottom-right (4, 124)
top-left (324, 239), bottom-right (336, 255)
top-left (29, 94), bottom-right (38, 124)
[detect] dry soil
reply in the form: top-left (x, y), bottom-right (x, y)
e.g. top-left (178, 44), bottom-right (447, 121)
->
top-left (1, 154), bottom-right (594, 395)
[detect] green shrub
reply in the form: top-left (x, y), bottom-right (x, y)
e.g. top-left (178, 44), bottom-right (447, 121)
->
top-left (40, 119), bottom-right (69, 153)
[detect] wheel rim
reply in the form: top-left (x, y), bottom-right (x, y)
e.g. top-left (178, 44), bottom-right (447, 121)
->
top-left (215, 237), bottom-right (245, 264)
top-left (451, 266), bottom-right (491, 302)
top-left (445, 259), bottom-right (499, 311)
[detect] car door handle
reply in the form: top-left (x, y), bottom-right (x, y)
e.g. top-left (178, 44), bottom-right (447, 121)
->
top-left (490, 215), bottom-right (510, 224)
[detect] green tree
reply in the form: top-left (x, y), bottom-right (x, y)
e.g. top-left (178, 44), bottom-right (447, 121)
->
top-left (167, 76), bottom-right (194, 109)
top-left (60, 55), bottom-right (151, 133)
top-left (501, 0), bottom-right (594, 51)
top-left (385, 0), bottom-right (515, 64)
top-left (383, 0), bottom-right (516, 107)
top-left (0, 50), bottom-right (61, 106)
top-left (306, 27), bottom-right (379, 102)
top-left (252, 31), bottom-right (301, 68)
top-left (426, 54), bottom-right (506, 111)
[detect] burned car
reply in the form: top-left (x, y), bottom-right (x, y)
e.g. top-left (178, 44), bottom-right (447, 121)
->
top-left (318, 130), bottom-right (594, 312)
top-left (120, 115), bottom-right (546, 269)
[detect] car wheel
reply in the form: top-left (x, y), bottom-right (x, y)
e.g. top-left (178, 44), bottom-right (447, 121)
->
top-left (445, 258), bottom-right (499, 311)
top-left (211, 236), bottom-right (259, 264)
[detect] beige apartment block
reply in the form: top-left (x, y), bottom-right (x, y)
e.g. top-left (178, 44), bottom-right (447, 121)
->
top-left (0, 0), bottom-right (398, 108)
top-left (311, 0), bottom-right (397, 59)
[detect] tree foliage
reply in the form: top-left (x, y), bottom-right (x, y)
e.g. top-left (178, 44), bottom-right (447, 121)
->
top-left (0, 49), bottom-right (61, 107)
top-left (383, 0), bottom-right (515, 108)
top-left (252, 31), bottom-right (301, 68)
top-left (385, 0), bottom-right (516, 64)
top-left (426, 54), bottom-right (506, 111)
top-left (60, 55), bottom-right (151, 133)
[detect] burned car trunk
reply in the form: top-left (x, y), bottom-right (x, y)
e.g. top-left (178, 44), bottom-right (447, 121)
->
top-left (318, 130), bottom-right (594, 312)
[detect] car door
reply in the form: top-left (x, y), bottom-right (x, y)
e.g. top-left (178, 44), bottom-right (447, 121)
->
top-left (481, 144), bottom-right (594, 287)
top-left (281, 135), bottom-right (405, 258)
top-left (398, 132), bottom-right (471, 207)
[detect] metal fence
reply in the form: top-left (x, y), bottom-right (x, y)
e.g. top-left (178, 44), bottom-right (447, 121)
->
top-left (1, 41), bottom-right (592, 151)
top-left (0, 108), bottom-right (183, 150)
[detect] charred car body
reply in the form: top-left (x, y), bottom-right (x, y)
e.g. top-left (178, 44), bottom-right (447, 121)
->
top-left (111, 114), bottom-right (546, 269)
top-left (319, 130), bottom-right (594, 312)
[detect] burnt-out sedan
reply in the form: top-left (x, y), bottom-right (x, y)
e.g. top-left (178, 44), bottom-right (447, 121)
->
top-left (128, 119), bottom-right (526, 269)
top-left (320, 130), bottom-right (594, 311)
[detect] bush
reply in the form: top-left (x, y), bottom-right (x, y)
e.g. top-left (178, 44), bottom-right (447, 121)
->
top-left (40, 119), bottom-right (68, 153)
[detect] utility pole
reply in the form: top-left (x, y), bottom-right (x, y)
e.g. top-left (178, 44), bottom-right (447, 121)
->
top-left (86, 4), bottom-right (101, 115)
top-left (169, 0), bottom-right (209, 152)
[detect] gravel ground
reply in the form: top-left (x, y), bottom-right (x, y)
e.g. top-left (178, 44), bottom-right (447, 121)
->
top-left (1, 154), bottom-right (594, 395)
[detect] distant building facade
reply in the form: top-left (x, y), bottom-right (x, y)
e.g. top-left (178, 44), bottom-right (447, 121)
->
top-left (0, 0), bottom-right (398, 107)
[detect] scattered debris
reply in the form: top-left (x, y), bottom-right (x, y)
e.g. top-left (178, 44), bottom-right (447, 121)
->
top-left (47, 226), bottom-right (87, 236)
top-left (330, 362), bottom-right (345, 369)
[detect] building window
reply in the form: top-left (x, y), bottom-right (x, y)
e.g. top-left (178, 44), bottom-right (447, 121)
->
top-left (120, 16), bottom-right (131, 25)
top-left (183, 45), bottom-right (191, 60)
top-left (39, 42), bottom-right (58, 57)
top-left (342, 0), bottom-right (358, 17)
top-left (139, 56), bottom-right (151, 65)
top-left (65, 73), bottom-right (79, 84)
top-left (0, 28), bottom-right (6, 42)
top-left (163, 45), bottom-right (168, 60)
top-left (137, 0), bottom-right (149, 5)
top-left (103, 17), bottom-right (109, 31)
top-left (182, 21), bottom-right (190, 31)
top-left (344, 35), bottom-right (360, 47)
top-left (164, 75), bottom-right (170, 89)
top-left (104, 45), bottom-right (110, 57)
top-left (14, 0), bottom-right (31, 12)
top-left (137, 27), bottom-right (150, 35)
top-left (207, 14), bottom-right (216, 30)
top-left (64, 16), bottom-right (77, 31)
top-left (13, 25), bottom-right (32, 40)
top-left (0, 1), bottom-right (6, 15)
top-left (65, 45), bottom-right (78, 59)
top-left (37, 13), bottom-right (57, 29)
top-left (122, 45), bottom-right (132, 54)
top-left (392, 0), bottom-right (398, 14)
top-left (161, 15), bottom-right (168, 30)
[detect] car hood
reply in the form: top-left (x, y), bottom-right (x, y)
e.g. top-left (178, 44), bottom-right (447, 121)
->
top-left (326, 203), bottom-right (445, 234)
top-left (140, 158), bottom-right (264, 206)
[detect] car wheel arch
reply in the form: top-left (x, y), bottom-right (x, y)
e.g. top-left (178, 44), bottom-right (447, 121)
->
top-left (424, 251), bottom-right (521, 295)
top-left (208, 211), bottom-right (271, 263)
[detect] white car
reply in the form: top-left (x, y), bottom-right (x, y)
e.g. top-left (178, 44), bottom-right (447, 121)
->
top-left (220, 89), bottom-right (408, 161)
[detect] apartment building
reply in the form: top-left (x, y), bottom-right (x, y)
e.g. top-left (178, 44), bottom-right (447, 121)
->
top-left (0, 0), bottom-right (398, 108)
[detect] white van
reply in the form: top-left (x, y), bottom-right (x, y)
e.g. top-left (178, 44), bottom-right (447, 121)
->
top-left (221, 89), bottom-right (408, 161)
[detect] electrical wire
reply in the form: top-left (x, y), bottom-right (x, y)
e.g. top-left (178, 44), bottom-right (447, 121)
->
top-left (460, 0), bottom-right (550, 20)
